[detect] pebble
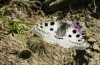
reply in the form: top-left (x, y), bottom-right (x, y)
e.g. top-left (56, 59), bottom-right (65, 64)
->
top-left (86, 49), bottom-right (91, 53)
top-left (87, 37), bottom-right (97, 43)
top-left (93, 43), bottom-right (100, 51)
top-left (0, 21), bottom-right (3, 24)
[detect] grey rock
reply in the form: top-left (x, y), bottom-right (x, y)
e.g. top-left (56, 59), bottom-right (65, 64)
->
top-left (93, 43), bottom-right (100, 51)
top-left (87, 37), bottom-right (97, 43)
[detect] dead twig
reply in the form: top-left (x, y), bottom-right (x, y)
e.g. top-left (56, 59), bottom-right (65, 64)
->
top-left (93, 0), bottom-right (97, 13)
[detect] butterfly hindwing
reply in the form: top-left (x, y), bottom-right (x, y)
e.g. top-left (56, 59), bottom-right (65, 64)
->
top-left (66, 27), bottom-right (84, 43)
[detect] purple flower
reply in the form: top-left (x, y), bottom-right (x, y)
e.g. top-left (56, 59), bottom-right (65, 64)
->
top-left (68, 21), bottom-right (82, 34)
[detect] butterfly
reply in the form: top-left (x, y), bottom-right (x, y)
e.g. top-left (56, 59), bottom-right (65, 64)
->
top-left (33, 21), bottom-right (88, 50)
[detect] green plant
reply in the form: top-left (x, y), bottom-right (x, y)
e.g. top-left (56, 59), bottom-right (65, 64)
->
top-left (0, 18), bottom-right (35, 59)
top-left (0, 18), bottom-right (34, 49)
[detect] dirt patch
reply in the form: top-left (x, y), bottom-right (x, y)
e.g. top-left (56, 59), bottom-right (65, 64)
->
top-left (0, 0), bottom-right (100, 65)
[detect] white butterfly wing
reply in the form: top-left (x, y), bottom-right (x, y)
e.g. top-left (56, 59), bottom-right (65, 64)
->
top-left (64, 27), bottom-right (87, 49)
top-left (33, 21), bottom-right (60, 35)
top-left (66, 27), bottom-right (84, 44)
top-left (33, 21), bottom-right (61, 44)
top-left (33, 21), bottom-right (87, 50)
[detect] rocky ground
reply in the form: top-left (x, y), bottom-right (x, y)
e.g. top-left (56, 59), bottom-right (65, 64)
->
top-left (0, 0), bottom-right (100, 65)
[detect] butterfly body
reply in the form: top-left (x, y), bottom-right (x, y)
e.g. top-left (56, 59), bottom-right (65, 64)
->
top-left (33, 21), bottom-right (88, 50)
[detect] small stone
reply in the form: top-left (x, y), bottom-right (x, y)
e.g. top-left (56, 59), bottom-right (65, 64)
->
top-left (93, 43), bottom-right (100, 50)
top-left (87, 37), bottom-right (96, 43)
top-left (86, 49), bottom-right (91, 53)
top-left (0, 21), bottom-right (3, 24)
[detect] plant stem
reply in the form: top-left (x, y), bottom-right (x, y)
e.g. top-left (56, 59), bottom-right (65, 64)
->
top-left (0, 18), bottom-right (35, 25)
top-left (18, 33), bottom-right (26, 49)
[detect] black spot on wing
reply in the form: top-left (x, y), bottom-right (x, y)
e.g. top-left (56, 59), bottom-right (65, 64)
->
top-left (40, 26), bottom-right (43, 28)
top-left (45, 23), bottom-right (48, 26)
top-left (68, 35), bottom-right (72, 37)
top-left (76, 34), bottom-right (80, 38)
top-left (50, 22), bottom-right (55, 25)
top-left (72, 29), bottom-right (76, 33)
top-left (50, 28), bottom-right (53, 31)
top-left (78, 40), bottom-right (81, 42)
